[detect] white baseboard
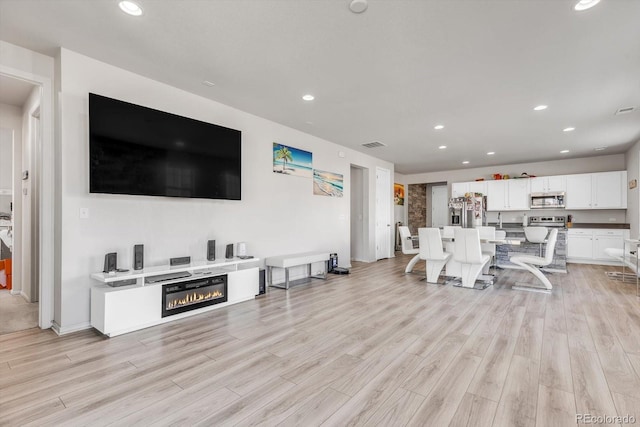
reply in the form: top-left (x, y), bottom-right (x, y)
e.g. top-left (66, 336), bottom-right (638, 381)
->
top-left (52, 321), bottom-right (92, 336)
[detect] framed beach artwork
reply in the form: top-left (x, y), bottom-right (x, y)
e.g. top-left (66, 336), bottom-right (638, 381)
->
top-left (394, 183), bottom-right (405, 205)
top-left (273, 143), bottom-right (313, 178)
top-left (313, 169), bottom-right (343, 197)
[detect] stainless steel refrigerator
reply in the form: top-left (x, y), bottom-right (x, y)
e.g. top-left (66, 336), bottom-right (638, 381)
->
top-left (449, 196), bottom-right (486, 228)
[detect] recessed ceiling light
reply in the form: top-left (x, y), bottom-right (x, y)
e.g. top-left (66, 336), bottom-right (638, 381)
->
top-left (560, 150), bottom-right (570, 154)
top-left (202, 80), bottom-right (215, 87)
top-left (438, 145), bottom-right (447, 150)
top-left (302, 94), bottom-right (315, 101)
top-left (462, 161), bottom-right (470, 164)
top-left (574, 0), bottom-right (600, 11)
top-left (533, 105), bottom-right (548, 111)
top-left (349, 0), bottom-right (368, 13)
top-left (487, 152), bottom-right (495, 156)
top-left (563, 127), bottom-right (575, 132)
top-left (118, 0), bottom-right (143, 16)
top-left (594, 147), bottom-right (607, 151)
top-left (434, 125), bottom-right (444, 130)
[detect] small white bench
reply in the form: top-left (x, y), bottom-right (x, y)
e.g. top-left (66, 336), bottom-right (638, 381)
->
top-left (265, 251), bottom-right (330, 290)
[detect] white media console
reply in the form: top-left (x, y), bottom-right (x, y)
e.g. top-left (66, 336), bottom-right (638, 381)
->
top-left (90, 258), bottom-right (260, 337)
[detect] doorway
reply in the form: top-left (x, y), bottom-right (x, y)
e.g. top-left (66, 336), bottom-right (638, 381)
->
top-left (375, 167), bottom-right (392, 260)
top-left (0, 74), bottom-right (43, 334)
top-left (350, 165), bottom-right (369, 262)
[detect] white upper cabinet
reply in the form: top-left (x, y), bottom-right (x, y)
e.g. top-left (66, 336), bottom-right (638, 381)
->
top-left (506, 179), bottom-right (530, 210)
top-left (565, 171), bottom-right (626, 209)
top-left (565, 174), bottom-right (593, 209)
top-left (486, 181), bottom-right (507, 211)
top-left (530, 176), bottom-right (566, 193)
top-left (451, 181), bottom-right (487, 198)
top-left (486, 179), bottom-right (529, 211)
top-left (592, 171), bottom-right (626, 209)
top-left (451, 182), bottom-right (468, 198)
top-left (468, 181), bottom-right (487, 195)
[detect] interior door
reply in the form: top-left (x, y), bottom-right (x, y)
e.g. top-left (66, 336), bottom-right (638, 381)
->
top-left (431, 185), bottom-right (448, 228)
top-left (375, 167), bottom-right (391, 260)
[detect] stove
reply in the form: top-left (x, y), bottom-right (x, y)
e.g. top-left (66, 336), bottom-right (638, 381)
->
top-left (529, 216), bottom-right (566, 227)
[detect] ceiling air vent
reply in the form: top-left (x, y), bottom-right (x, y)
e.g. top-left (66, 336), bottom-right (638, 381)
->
top-left (361, 141), bottom-right (386, 149)
top-left (615, 106), bottom-right (636, 115)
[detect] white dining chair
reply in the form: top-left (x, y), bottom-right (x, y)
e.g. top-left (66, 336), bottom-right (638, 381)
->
top-left (452, 228), bottom-right (492, 289)
top-left (398, 226), bottom-right (420, 274)
top-left (442, 226), bottom-right (462, 239)
top-left (524, 226), bottom-right (548, 257)
top-left (418, 228), bottom-right (452, 284)
top-left (511, 228), bottom-right (558, 293)
top-left (476, 226), bottom-right (496, 274)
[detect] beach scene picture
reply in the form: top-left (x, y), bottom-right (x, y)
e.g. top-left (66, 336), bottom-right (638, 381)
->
top-left (273, 143), bottom-right (313, 178)
top-left (313, 169), bottom-right (344, 197)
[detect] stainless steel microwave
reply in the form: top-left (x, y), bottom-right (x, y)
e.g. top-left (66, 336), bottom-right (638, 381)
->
top-left (530, 192), bottom-right (565, 209)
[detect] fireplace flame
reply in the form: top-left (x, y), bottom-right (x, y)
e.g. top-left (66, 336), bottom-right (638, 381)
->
top-left (167, 290), bottom-right (224, 310)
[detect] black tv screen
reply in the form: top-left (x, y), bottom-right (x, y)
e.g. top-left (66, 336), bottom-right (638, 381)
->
top-left (89, 93), bottom-right (241, 200)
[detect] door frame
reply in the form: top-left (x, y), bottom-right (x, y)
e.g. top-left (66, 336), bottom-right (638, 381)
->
top-left (0, 67), bottom-right (54, 330)
top-left (375, 167), bottom-right (392, 260)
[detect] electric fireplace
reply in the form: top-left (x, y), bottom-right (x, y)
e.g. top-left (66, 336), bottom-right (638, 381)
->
top-left (162, 275), bottom-right (227, 317)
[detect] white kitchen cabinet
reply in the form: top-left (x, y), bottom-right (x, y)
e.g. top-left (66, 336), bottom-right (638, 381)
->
top-left (486, 180), bottom-right (507, 211)
top-left (592, 171), bottom-right (626, 209)
top-left (451, 181), bottom-right (487, 198)
top-left (593, 230), bottom-right (625, 260)
top-left (506, 179), bottom-right (530, 210)
top-left (530, 176), bottom-right (566, 193)
top-left (468, 181), bottom-right (487, 195)
top-left (565, 171), bottom-right (627, 209)
top-left (567, 229), bottom-right (594, 259)
top-left (565, 174), bottom-right (592, 209)
top-left (486, 179), bottom-right (529, 211)
top-left (567, 228), bottom-right (628, 263)
top-left (451, 182), bottom-right (468, 198)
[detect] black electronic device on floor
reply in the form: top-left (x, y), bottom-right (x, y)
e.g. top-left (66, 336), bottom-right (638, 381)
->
top-left (331, 267), bottom-right (350, 275)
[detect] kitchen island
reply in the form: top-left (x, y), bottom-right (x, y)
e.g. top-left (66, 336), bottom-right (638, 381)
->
top-left (490, 223), bottom-right (567, 273)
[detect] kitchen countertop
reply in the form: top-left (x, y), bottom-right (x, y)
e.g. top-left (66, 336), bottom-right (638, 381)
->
top-left (569, 223), bottom-right (630, 229)
top-left (488, 222), bottom-right (629, 230)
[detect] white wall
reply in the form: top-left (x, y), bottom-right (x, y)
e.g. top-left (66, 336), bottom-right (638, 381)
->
top-left (626, 140), bottom-right (640, 237)
top-left (57, 49), bottom-right (393, 332)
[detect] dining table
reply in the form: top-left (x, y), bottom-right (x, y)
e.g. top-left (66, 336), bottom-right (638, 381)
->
top-left (411, 232), bottom-right (522, 280)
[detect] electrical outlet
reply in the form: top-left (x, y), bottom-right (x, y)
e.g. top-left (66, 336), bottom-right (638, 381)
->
top-left (79, 208), bottom-right (89, 219)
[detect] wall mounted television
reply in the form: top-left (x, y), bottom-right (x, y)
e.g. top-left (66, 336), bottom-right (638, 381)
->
top-left (89, 93), bottom-right (241, 200)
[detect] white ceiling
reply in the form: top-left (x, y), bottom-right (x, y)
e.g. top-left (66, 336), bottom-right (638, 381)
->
top-left (1, 0), bottom-right (639, 174)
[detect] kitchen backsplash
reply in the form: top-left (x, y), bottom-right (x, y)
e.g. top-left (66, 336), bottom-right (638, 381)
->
top-left (485, 209), bottom-right (627, 225)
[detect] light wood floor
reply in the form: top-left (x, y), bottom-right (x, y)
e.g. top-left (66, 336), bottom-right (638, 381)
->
top-left (1, 256), bottom-right (640, 426)
top-left (0, 289), bottom-right (38, 335)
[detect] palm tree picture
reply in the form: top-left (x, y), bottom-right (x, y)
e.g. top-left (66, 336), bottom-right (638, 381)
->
top-left (272, 142), bottom-right (313, 178)
top-left (274, 144), bottom-right (292, 172)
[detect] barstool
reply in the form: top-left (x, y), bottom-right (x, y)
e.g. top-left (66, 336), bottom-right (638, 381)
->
top-left (524, 226), bottom-right (549, 257)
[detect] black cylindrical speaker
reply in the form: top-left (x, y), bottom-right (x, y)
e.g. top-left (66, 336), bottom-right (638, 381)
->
top-left (225, 243), bottom-right (234, 259)
top-left (134, 244), bottom-right (144, 270)
top-left (103, 252), bottom-right (117, 273)
top-left (258, 268), bottom-right (266, 295)
top-left (207, 240), bottom-right (216, 261)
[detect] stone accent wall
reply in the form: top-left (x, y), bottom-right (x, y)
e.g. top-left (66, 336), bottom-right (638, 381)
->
top-left (408, 184), bottom-right (427, 235)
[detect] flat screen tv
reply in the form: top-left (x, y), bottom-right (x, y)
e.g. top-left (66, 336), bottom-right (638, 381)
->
top-left (89, 93), bottom-right (241, 200)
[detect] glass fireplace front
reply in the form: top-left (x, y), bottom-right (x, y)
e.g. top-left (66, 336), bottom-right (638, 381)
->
top-left (162, 274), bottom-right (228, 317)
